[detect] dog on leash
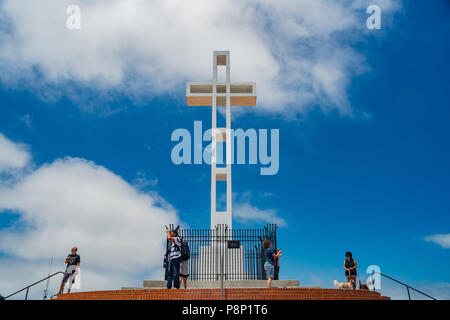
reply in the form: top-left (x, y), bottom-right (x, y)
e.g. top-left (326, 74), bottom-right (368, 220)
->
top-left (359, 280), bottom-right (370, 290)
top-left (334, 279), bottom-right (355, 289)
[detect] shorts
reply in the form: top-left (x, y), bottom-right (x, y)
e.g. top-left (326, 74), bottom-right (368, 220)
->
top-left (345, 270), bottom-right (357, 277)
top-left (180, 260), bottom-right (189, 277)
top-left (264, 262), bottom-right (274, 279)
top-left (62, 270), bottom-right (76, 284)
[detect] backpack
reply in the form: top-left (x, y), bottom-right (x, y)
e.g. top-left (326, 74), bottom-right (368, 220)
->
top-left (172, 237), bottom-right (190, 261)
top-left (178, 239), bottom-right (190, 261)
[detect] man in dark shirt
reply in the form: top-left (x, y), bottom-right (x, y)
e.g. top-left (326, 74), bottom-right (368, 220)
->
top-left (58, 246), bottom-right (80, 295)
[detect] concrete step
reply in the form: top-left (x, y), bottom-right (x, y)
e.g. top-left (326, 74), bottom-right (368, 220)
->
top-left (138, 280), bottom-right (300, 289)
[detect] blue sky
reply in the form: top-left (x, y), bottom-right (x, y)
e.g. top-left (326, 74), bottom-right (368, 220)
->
top-left (0, 0), bottom-right (449, 299)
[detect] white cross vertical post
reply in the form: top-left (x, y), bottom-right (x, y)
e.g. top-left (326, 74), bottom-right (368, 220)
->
top-left (186, 51), bottom-right (257, 229)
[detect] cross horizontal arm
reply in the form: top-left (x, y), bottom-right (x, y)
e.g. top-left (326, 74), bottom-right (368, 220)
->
top-left (186, 82), bottom-right (257, 107)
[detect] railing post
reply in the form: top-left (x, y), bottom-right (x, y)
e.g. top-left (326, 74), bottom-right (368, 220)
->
top-left (407, 287), bottom-right (411, 300)
top-left (169, 225), bottom-right (278, 285)
top-left (220, 249), bottom-right (224, 300)
top-left (4, 271), bottom-right (64, 300)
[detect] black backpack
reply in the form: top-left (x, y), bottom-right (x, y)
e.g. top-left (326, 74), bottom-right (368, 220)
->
top-left (180, 239), bottom-right (190, 261)
top-left (174, 237), bottom-right (190, 261)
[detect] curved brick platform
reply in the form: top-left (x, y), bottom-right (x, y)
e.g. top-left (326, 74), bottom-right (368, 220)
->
top-left (55, 288), bottom-right (390, 300)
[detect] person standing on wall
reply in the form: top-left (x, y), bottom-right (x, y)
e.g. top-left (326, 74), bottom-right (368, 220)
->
top-left (344, 251), bottom-right (357, 290)
top-left (179, 236), bottom-right (190, 289)
top-left (58, 246), bottom-right (80, 295)
top-left (179, 259), bottom-right (189, 289)
top-left (166, 228), bottom-right (182, 289)
top-left (263, 239), bottom-right (282, 288)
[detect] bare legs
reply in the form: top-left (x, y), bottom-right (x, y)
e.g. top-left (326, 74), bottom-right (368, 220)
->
top-left (267, 277), bottom-right (273, 288)
top-left (58, 282), bottom-right (65, 295)
top-left (180, 276), bottom-right (187, 289)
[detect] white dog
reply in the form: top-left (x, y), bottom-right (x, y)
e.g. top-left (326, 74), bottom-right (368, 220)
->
top-left (334, 279), bottom-right (355, 289)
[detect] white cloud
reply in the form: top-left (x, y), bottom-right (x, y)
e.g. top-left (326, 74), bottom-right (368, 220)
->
top-left (230, 191), bottom-right (286, 227)
top-left (0, 133), bottom-right (30, 173)
top-left (234, 202), bottom-right (286, 227)
top-left (0, 134), bottom-right (179, 298)
top-left (0, 0), bottom-right (401, 116)
top-left (425, 233), bottom-right (450, 249)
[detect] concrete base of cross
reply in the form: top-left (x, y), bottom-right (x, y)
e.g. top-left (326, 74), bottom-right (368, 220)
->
top-left (122, 280), bottom-right (301, 290)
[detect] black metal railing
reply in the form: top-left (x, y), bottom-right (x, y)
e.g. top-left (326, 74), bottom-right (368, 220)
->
top-left (164, 224), bottom-right (277, 281)
top-left (3, 271), bottom-right (64, 300)
top-left (372, 271), bottom-right (437, 300)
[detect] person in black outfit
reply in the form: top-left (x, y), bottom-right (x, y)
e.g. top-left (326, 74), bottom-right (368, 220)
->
top-left (343, 251), bottom-right (357, 290)
top-left (58, 246), bottom-right (80, 295)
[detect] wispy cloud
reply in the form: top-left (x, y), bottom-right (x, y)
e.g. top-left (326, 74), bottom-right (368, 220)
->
top-left (380, 280), bottom-right (450, 300)
top-left (425, 233), bottom-right (450, 249)
top-left (132, 171), bottom-right (158, 190)
top-left (234, 202), bottom-right (286, 227)
top-left (233, 192), bottom-right (286, 227)
top-left (420, 282), bottom-right (450, 300)
top-left (19, 113), bottom-right (32, 129)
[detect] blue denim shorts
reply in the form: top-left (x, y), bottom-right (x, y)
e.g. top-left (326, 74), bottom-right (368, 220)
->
top-left (264, 262), bottom-right (275, 279)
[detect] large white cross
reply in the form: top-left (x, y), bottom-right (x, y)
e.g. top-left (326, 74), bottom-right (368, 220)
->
top-left (186, 51), bottom-right (257, 229)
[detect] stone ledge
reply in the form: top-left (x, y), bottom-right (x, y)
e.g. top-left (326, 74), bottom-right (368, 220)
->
top-left (138, 280), bottom-right (300, 289)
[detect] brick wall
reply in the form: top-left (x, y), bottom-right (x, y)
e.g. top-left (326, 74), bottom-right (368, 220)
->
top-left (55, 288), bottom-right (390, 300)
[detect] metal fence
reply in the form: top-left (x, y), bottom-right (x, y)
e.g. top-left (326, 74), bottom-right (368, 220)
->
top-left (164, 224), bottom-right (278, 281)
